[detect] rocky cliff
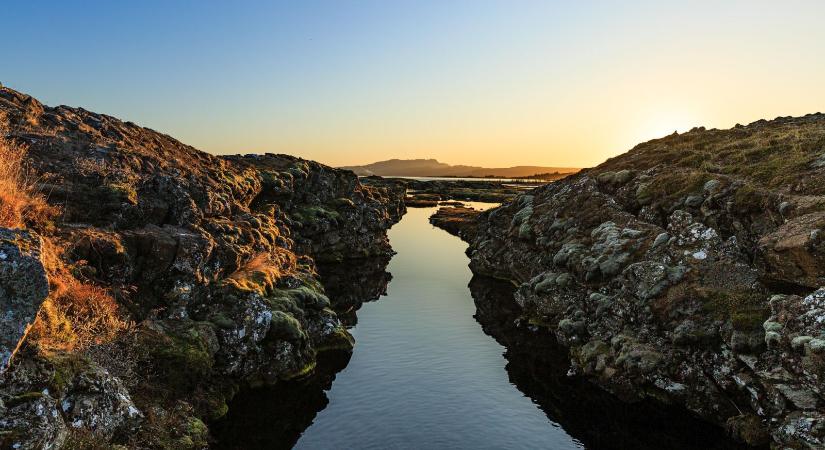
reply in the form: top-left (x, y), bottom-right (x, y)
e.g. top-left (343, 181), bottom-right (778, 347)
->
top-left (0, 87), bottom-right (404, 448)
top-left (443, 115), bottom-right (825, 448)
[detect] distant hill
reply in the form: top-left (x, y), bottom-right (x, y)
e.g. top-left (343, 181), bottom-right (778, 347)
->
top-left (340, 158), bottom-right (580, 178)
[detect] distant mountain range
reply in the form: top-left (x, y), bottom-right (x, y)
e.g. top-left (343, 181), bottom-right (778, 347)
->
top-left (340, 158), bottom-right (580, 178)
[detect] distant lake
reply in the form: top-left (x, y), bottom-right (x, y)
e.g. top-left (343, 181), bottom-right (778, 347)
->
top-left (374, 176), bottom-right (547, 183)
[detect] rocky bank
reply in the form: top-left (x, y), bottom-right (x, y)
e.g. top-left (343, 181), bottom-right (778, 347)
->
top-left (436, 115), bottom-right (825, 448)
top-left (0, 86), bottom-right (404, 448)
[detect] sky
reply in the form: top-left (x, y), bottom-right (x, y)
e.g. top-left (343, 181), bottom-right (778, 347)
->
top-left (2, 1), bottom-right (824, 168)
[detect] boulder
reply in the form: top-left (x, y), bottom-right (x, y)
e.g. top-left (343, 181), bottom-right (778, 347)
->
top-left (759, 211), bottom-right (825, 288)
top-left (0, 228), bottom-right (49, 372)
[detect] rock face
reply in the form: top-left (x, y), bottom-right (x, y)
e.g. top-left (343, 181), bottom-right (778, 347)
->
top-left (429, 205), bottom-right (482, 239)
top-left (0, 86), bottom-right (404, 448)
top-left (449, 116), bottom-right (825, 448)
top-left (0, 228), bottom-right (49, 372)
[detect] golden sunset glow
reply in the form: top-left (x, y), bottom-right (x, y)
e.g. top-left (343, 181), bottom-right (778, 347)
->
top-left (6, 2), bottom-right (825, 169)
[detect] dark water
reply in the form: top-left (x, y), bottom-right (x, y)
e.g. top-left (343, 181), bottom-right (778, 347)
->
top-left (213, 205), bottom-right (747, 450)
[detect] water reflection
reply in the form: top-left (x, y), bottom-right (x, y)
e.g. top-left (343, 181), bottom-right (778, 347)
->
top-left (317, 256), bottom-right (392, 327)
top-left (213, 207), bottom-right (749, 450)
top-left (468, 276), bottom-right (750, 450)
top-left (211, 256), bottom-right (392, 449)
top-left (210, 349), bottom-right (352, 450)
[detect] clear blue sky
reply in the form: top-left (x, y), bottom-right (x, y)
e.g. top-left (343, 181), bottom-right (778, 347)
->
top-left (3, 1), bottom-right (825, 167)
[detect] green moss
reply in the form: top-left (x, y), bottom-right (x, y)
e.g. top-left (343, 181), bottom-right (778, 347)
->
top-left (732, 183), bottom-right (765, 212)
top-left (208, 312), bottom-right (235, 330)
top-left (98, 183), bottom-right (138, 205)
top-left (186, 418), bottom-right (209, 446)
top-left (700, 288), bottom-right (768, 331)
top-left (287, 163), bottom-right (309, 179)
top-left (282, 359), bottom-right (317, 380)
top-left (288, 286), bottom-right (331, 309)
top-left (291, 205), bottom-right (341, 224)
top-left (268, 280), bottom-right (330, 311)
top-left (48, 353), bottom-right (92, 395)
top-left (526, 315), bottom-right (553, 329)
top-left (140, 322), bottom-right (216, 394)
top-left (315, 328), bottom-right (355, 352)
top-left (267, 311), bottom-right (305, 341)
top-left (642, 170), bottom-right (712, 207)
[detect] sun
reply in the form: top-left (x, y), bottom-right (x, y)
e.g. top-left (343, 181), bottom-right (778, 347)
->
top-left (635, 110), bottom-right (701, 143)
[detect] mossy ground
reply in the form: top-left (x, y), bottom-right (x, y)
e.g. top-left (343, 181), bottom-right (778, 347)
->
top-left (605, 117), bottom-right (825, 195)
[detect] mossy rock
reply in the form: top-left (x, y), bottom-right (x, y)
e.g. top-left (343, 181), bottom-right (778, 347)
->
top-left (732, 183), bottom-right (766, 213)
top-left (699, 288), bottom-right (768, 331)
top-left (268, 282), bottom-right (330, 311)
top-left (208, 312), bottom-right (235, 330)
top-left (290, 205), bottom-right (341, 224)
top-left (287, 286), bottom-right (331, 310)
top-left (98, 183), bottom-right (138, 205)
top-left (577, 339), bottom-right (611, 366)
top-left (316, 328), bottom-right (355, 352)
top-left (640, 171), bottom-right (712, 209)
top-left (48, 353), bottom-right (92, 395)
top-left (138, 321), bottom-right (217, 394)
top-left (267, 311), bottom-right (305, 341)
top-left (282, 359), bottom-right (317, 380)
top-left (329, 197), bottom-right (356, 209)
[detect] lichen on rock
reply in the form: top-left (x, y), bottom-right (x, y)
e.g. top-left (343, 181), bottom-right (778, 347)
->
top-left (440, 113), bottom-right (825, 448)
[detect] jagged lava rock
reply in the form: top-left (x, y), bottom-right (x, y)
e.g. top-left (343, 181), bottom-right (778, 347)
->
top-left (446, 115), bottom-right (825, 448)
top-left (0, 85), bottom-right (404, 448)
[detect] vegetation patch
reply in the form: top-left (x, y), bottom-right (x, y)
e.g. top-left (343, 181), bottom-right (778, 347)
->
top-left (698, 288), bottom-right (768, 331)
top-left (636, 170), bottom-right (712, 208)
top-left (290, 205), bottom-right (341, 224)
top-left (0, 118), bottom-right (54, 228)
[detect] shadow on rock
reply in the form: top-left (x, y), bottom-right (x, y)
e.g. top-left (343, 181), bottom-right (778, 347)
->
top-left (209, 349), bottom-right (352, 450)
top-left (468, 276), bottom-right (757, 450)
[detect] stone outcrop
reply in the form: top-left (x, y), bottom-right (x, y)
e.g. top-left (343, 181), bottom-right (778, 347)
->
top-left (429, 205), bottom-right (482, 240)
top-left (439, 115), bottom-right (825, 448)
top-left (0, 228), bottom-right (49, 372)
top-left (363, 176), bottom-right (541, 205)
top-left (0, 86), bottom-right (404, 448)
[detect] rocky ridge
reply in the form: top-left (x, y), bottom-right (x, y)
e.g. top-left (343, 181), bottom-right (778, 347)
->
top-left (440, 115), bottom-right (825, 448)
top-left (0, 86), bottom-right (404, 448)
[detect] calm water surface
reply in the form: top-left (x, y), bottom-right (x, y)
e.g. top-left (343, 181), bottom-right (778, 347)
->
top-left (215, 205), bottom-right (745, 450)
top-left (294, 204), bottom-right (581, 449)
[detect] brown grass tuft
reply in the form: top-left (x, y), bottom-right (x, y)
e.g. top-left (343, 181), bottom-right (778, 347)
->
top-left (223, 250), bottom-right (298, 294)
top-left (29, 271), bottom-right (131, 353)
top-left (0, 119), bottom-right (54, 228)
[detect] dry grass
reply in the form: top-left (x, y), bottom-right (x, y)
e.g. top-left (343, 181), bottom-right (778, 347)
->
top-left (0, 119), bottom-right (53, 228)
top-left (0, 116), bottom-right (131, 363)
top-left (223, 250), bottom-right (298, 294)
top-left (29, 262), bottom-right (132, 353)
